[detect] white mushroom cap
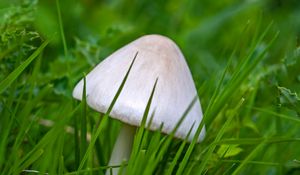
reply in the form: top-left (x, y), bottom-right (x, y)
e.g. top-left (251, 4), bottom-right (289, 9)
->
top-left (73, 34), bottom-right (205, 142)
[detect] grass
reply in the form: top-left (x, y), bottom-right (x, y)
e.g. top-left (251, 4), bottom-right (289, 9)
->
top-left (1, 0), bottom-right (300, 174)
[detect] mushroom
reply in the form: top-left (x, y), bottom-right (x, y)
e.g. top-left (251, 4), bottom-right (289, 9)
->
top-left (72, 34), bottom-right (205, 174)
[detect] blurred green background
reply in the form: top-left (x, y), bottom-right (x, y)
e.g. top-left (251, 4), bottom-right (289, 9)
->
top-left (1, 0), bottom-right (300, 174)
top-left (0, 0), bottom-right (300, 99)
top-left (1, 0), bottom-right (300, 102)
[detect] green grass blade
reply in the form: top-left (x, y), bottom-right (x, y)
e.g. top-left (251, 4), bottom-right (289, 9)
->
top-left (77, 52), bottom-right (138, 171)
top-left (74, 102), bottom-right (80, 169)
top-left (165, 125), bottom-right (194, 175)
top-left (252, 107), bottom-right (300, 124)
top-left (6, 85), bottom-right (53, 173)
top-left (16, 149), bottom-right (44, 174)
top-left (175, 108), bottom-right (206, 174)
top-left (127, 79), bottom-right (158, 174)
top-left (215, 137), bottom-right (300, 145)
top-left (80, 77), bottom-right (88, 165)
top-left (220, 159), bottom-right (280, 166)
top-left (129, 78), bottom-right (158, 161)
top-left (204, 50), bottom-right (234, 122)
top-left (144, 96), bottom-right (199, 175)
top-left (10, 104), bottom-right (81, 175)
top-left (205, 25), bottom-right (279, 124)
top-left (194, 98), bottom-right (245, 174)
top-left (0, 40), bottom-right (49, 94)
top-left (232, 141), bottom-right (266, 175)
top-left (203, 18), bottom-right (252, 121)
top-left (56, 0), bottom-right (68, 56)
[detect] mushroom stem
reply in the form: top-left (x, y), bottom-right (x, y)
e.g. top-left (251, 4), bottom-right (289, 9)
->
top-left (106, 123), bottom-right (136, 175)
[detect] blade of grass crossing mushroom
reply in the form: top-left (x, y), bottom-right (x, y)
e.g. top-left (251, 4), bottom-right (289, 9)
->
top-left (130, 125), bottom-right (164, 175)
top-left (131, 123), bottom-right (165, 174)
top-left (80, 76), bottom-right (88, 168)
top-left (175, 99), bottom-right (206, 175)
top-left (138, 109), bottom-right (157, 152)
top-left (130, 84), bottom-right (187, 175)
top-left (127, 80), bottom-right (159, 174)
top-left (165, 124), bottom-right (195, 175)
top-left (194, 98), bottom-right (245, 174)
top-left (89, 114), bottom-right (106, 173)
top-left (140, 110), bottom-right (156, 149)
top-left (77, 52), bottom-right (138, 172)
top-left (89, 114), bottom-right (106, 172)
top-left (144, 125), bottom-right (165, 167)
top-left (175, 122), bottom-right (205, 174)
top-left (0, 40), bottom-right (49, 94)
top-left (129, 78), bottom-right (158, 162)
top-left (144, 96), bottom-right (199, 175)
